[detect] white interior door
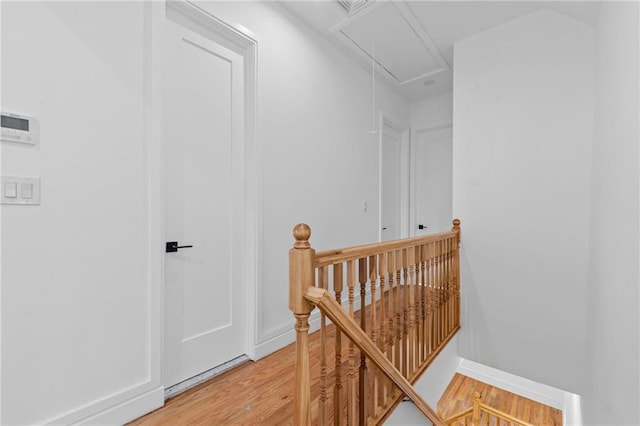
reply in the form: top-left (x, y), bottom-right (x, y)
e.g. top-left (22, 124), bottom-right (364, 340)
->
top-left (380, 124), bottom-right (401, 241)
top-left (163, 12), bottom-right (246, 388)
top-left (412, 125), bottom-right (453, 235)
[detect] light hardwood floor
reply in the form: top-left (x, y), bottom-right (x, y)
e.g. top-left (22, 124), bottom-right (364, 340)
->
top-left (130, 329), bottom-right (560, 425)
top-left (129, 320), bottom-right (350, 425)
top-left (437, 373), bottom-right (563, 425)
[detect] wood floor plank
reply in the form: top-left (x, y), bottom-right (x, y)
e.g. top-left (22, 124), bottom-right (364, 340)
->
top-left (437, 373), bottom-right (562, 426)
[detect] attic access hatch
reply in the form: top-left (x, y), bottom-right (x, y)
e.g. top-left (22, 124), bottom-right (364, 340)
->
top-left (332, 1), bottom-right (449, 86)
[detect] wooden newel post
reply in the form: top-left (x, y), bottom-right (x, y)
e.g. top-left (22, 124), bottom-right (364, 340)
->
top-left (289, 223), bottom-right (315, 426)
top-left (451, 219), bottom-right (461, 247)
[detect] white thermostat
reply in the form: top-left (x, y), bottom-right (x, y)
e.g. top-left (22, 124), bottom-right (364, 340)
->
top-left (1, 112), bottom-right (37, 145)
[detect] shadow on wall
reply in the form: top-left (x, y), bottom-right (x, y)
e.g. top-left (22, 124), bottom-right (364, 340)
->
top-left (457, 247), bottom-right (499, 366)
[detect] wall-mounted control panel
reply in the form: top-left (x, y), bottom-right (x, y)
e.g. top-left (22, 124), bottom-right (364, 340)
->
top-left (1, 176), bottom-right (41, 205)
top-left (1, 112), bottom-right (37, 146)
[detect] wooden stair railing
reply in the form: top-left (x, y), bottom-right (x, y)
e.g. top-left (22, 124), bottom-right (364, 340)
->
top-left (443, 392), bottom-right (535, 426)
top-left (289, 220), bottom-right (461, 425)
top-left (304, 286), bottom-right (444, 425)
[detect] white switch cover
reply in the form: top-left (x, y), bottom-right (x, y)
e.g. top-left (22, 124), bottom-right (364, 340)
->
top-left (4, 182), bottom-right (17, 198)
top-left (21, 183), bottom-right (33, 199)
top-left (1, 176), bottom-right (40, 205)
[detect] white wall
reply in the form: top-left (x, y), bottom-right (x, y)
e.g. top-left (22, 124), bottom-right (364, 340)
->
top-left (1, 2), bottom-right (162, 424)
top-left (410, 92), bottom-right (453, 127)
top-left (452, 9), bottom-right (594, 394)
top-left (1, 1), bottom-right (409, 423)
top-left (584, 1), bottom-right (640, 424)
top-left (194, 1), bottom-right (409, 355)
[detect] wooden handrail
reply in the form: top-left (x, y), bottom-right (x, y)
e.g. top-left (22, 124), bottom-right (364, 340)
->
top-left (443, 407), bottom-right (473, 424)
top-left (444, 392), bottom-right (535, 426)
top-left (314, 230), bottom-right (457, 267)
top-left (476, 403), bottom-right (535, 426)
top-left (304, 286), bottom-right (445, 426)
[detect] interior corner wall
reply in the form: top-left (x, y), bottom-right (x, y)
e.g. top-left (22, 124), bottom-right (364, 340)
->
top-left (409, 92), bottom-right (453, 127)
top-left (193, 1), bottom-right (410, 355)
top-left (452, 9), bottom-right (594, 394)
top-left (584, 1), bottom-right (640, 424)
top-left (1, 2), bottom-right (162, 424)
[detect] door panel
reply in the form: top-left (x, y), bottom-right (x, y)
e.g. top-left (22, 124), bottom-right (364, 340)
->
top-left (381, 126), bottom-right (401, 241)
top-left (413, 127), bottom-right (453, 235)
top-left (163, 13), bottom-right (245, 388)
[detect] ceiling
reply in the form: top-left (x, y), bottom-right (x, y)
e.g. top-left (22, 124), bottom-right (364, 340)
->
top-left (279, 0), bottom-right (602, 102)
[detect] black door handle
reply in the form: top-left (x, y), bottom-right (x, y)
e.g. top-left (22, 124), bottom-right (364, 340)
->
top-left (418, 224), bottom-right (426, 230)
top-left (166, 241), bottom-right (194, 253)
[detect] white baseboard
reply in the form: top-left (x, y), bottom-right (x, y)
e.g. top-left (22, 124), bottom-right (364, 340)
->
top-left (254, 310), bottom-right (323, 360)
top-left (457, 359), bottom-right (582, 425)
top-left (75, 386), bottom-right (164, 425)
top-left (43, 384), bottom-right (164, 426)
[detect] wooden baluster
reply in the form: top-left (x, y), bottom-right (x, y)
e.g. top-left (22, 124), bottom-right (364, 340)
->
top-left (319, 266), bottom-right (329, 425)
top-left (424, 242), bottom-right (431, 356)
top-left (422, 244), bottom-right (429, 359)
top-left (444, 238), bottom-right (450, 339)
top-left (452, 219), bottom-right (461, 329)
top-left (414, 246), bottom-right (420, 371)
top-left (443, 238), bottom-right (448, 337)
top-left (387, 251), bottom-right (395, 372)
top-left (443, 237), bottom-right (449, 337)
top-left (472, 392), bottom-right (481, 426)
top-left (347, 260), bottom-right (357, 426)
top-left (393, 250), bottom-right (402, 376)
top-left (449, 238), bottom-right (456, 330)
top-left (433, 240), bottom-right (438, 347)
top-left (437, 238), bottom-right (444, 345)
top-left (418, 244), bottom-right (425, 364)
top-left (378, 252), bottom-right (388, 406)
top-left (289, 224), bottom-right (315, 426)
top-left (450, 236), bottom-right (455, 333)
top-left (387, 251), bottom-right (399, 406)
top-left (429, 241), bottom-right (436, 354)
top-left (368, 255), bottom-right (377, 418)
top-left (407, 245), bottom-right (416, 377)
top-left (415, 246), bottom-right (423, 367)
top-left (450, 236), bottom-right (455, 334)
top-left (401, 248), bottom-right (409, 377)
top-left (441, 238), bottom-right (446, 343)
top-left (358, 258), bottom-right (368, 425)
top-left (333, 263), bottom-right (344, 426)
top-left (415, 245), bottom-right (422, 366)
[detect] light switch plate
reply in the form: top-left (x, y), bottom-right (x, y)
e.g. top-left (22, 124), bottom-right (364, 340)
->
top-left (4, 181), bottom-right (17, 198)
top-left (1, 176), bottom-right (40, 205)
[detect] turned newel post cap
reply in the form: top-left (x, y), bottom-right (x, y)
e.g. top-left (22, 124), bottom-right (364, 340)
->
top-left (452, 218), bottom-right (461, 229)
top-left (473, 391), bottom-right (481, 400)
top-left (292, 223), bottom-right (311, 249)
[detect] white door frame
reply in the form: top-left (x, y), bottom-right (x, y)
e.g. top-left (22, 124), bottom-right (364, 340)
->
top-left (378, 113), bottom-right (409, 241)
top-left (151, 0), bottom-right (261, 390)
top-left (409, 119), bottom-right (453, 237)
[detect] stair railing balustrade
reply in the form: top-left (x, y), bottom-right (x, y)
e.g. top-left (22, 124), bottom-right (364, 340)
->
top-left (289, 220), bottom-right (462, 425)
